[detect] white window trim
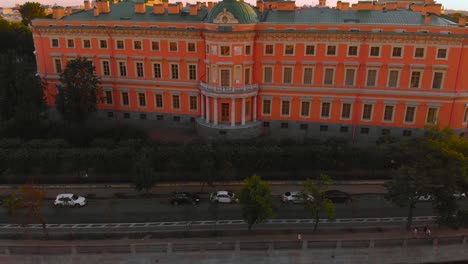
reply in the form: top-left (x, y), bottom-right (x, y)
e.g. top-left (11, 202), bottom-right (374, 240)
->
top-left (340, 102), bottom-right (353, 121)
top-left (219, 68), bottom-right (231, 87)
top-left (187, 42), bottom-right (197, 53)
top-left (326, 45), bottom-right (337, 57)
top-left (53, 57), bottom-right (62, 74)
top-left (280, 100), bottom-right (291, 117)
top-left (172, 94), bottom-right (181, 110)
top-left (284, 44), bottom-right (295, 56)
top-left (463, 107), bottom-right (468, 124)
top-left (115, 39), bottom-right (125, 50)
top-left (244, 66), bottom-right (252, 85)
top-left (189, 95), bottom-right (198, 111)
top-left (51, 38), bottom-right (59, 48)
top-left (431, 70), bottom-right (445, 90)
top-left (282, 66), bottom-right (294, 84)
top-left (219, 45), bottom-right (231, 57)
top-left (100, 60), bottom-right (111, 76)
top-left (302, 66), bottom-right (314, 85)
top-left (323, 67), bottom-right (336, 85)
top-left (104, 89), bottom-right (113, 106)
top-left (137, 92), bottom-right (147, 108)
top-left (347, 45), bottom-right (359, 57)
top-left (98, 38), bottom-right (108, 49)
top-left (133, 39), bottom-right (143, 51)
top-left (387, 69), bottom-right (401, 88)
top-left (152, 62), bottom-right (162, 79)
top-left (413, 47), bottom-right (426, 59)
top-left (320, 101), bottom-right (332, 119)
top-left (404, 105), bottom-right (417, 124)
top-left (82, 39), bottom-right (91, 49)
top-left (391, 46), bottom-right (404, 58)
top-left (168, 41), bottom-right (179, 52)
top-left (361, 104), bottom-right (374, 121)
top-left (262, 99), bottom-right (272, 116)
top-left (300, 100), bottom-right (311, 118)
top-left (409, 70), bottom-right (423, 89)
top-left (169, 63), bottom-right (180, 80)
top-left (135, 61), bottom-right (145, 78)
top-left (188, 64), bottom-right (198, 81)
top-left (304, 44), bottom-right (315, 56)
top-left (264, 44), bottom-right (274, 56)
top-left (382, 105), bottom-right (395, 123)
top-left (66, 38), bottom-right (75, 48)
top-left (436, 47), bottom-right (449, 60)
top-left (344, 68), bottom-right (357, 86)
top-left (154, 93), bottom-right (164, 109)
top-left (425, 107), bottom-right (439, 125)
top-left (120, 91), bottom-right (130, 107)
top-left (151, 40), bottom-right (160, 51)
top-left (366, 68), bottom-right (379, 87)
top-left (117, 61), bottom-right (127, 77)
top-left (263, 65), bottom-right (274, 83)
top-left (369, 46), bottom-right (381, 58)
top-left (245, 44), bottom-right (252, 56)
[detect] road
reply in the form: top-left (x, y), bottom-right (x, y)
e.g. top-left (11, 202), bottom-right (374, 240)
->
top-left (3, 195), bottom-right (465, 225)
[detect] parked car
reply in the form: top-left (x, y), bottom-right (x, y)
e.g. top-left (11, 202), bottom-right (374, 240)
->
top-left (281, 191), bottom-right (313, 203)
top-left (169, 192), bottom-right (200, 205)
top-left (54, 193), bottom-right (87, 207)
top-left (324, 190), bottom-right (351, 203)
top-left (453, 192), bottom-right (466, 200)
top-left (210, 191), bottom-right (238, 203)
top-left (416, 193), bottom-right (433, 201)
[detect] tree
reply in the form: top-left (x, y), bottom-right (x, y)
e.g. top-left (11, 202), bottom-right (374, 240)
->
top-left (301, 174), bottom-right (336, 232)
top-left (385, 166), bottom-right (431, 230)
top-left (19, 2), bottom-right (46, 26)
top-left (57, 57), bottom-right (100, 123)
top-left (131, 150), bottom-right (157, 193)
top-left (20, 184), bottom-right (48, 238)
top-left (237, 175), bottom-right (274, 231)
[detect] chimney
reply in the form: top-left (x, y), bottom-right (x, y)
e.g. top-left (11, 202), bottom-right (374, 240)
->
top-left (162, 0), bottom-right (168, 9)
top-left (424, 4), bottom-right (442, 16)
top-left (208, 2), bottom-right (213, 11)
top-left (319, 0), bottom-right (326, 7)
top-left (459, 16), bottom-right (466, 27)
top-left (168, 3), bottom-right (180, 14)
top-left (385, 2), bottom-right (397, 10)
top-left (424, 0), bottom-right (435, 3)
top-left (357, 1), bottom-right (373, 11)
top-left (189, 4), bottom-right (197, 15)
top-left (96, 0), bottom-right (110, 13)
top-left (135, 0), bottom-right (146, 13)
top-left (336, 1), bottom-right (342, 10)
top-left (66, 6), bottom-right (73, 15)
top-left (196, 1), bottom-right (201, 10)
top-left (84, 0), bottom-right (91, 11)
top-left (153, 4), bottom-right (165, 14)
top-left (52, 6), bottom-right (65, 19)
top-left (424, 14), bottom-right (431, 25)
top-left (257, 0), bottom-right (264, 12)
top-left (93, 5), bottom-right (100, 16)
top-left (112, 0), bottom-right (119, 4)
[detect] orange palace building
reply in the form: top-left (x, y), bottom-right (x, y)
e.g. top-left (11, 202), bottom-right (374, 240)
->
top-left (32, 0), bottom-right (468, 142)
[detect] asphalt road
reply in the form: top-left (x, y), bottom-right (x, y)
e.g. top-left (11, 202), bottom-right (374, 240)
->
top-left (3, 195), bottom-right (465, 225)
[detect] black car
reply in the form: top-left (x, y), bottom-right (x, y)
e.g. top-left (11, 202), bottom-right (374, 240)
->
top-left (169, 192), bottom-right (200, 205)
top-left (324, 190), bottom-right (351, 203)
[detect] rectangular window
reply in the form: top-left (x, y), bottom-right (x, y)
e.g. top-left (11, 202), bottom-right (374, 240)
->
top-left (324, 68), bottom-right (334, 85)
top-left (437, 48), bottom-right (447, 59)
top-left (67, 39), bottom-right (74, 48)
top-left (341, 103), bottom-right (352, 120)
top-left (138, 93), bottom-right (146, 107)
top-left (366, 69), bottom-right (377, 87)
top-left (99, 39), bottom-right (107, 49)
top-left (105, 90), bottom-right (113, 105)
top-left (245, 45), bottom-right (251, 55)
top-left (362, 104), bottom-right (373, 121)
top-left (264, 66), bottom-right (273, 83)
top-left (388, 70), bottom-right (399, 88)
top-left (140, 113), bottom-right (147, 120)
top-left (284, 44), bottom-right (294, 55)
top-left (281, 100), bottom-right (290, 116)
top-left (410, 71), bottom-right (421, 88)
top-left (463, 108), bottom-right (468, 123)
top-left (383, 105), bottom-right (394, 122)
top-left (361, 127), bottom-right (369, 134)
top-left (300, 101), bottom-right (310, 117)
top-left (153, 63), bottom-right (161, 79)
top-left (83, 39), bottom-right (91, 49)
top-left (392, 47), bottom-right (402, 57)
top-left (405, 106), bottom-right (416, 123)
top-left (169, 41), bottom-right (178, 52)
top-left (220, 45), bottom-right (230, 56)
top-left (305, 45), bottom-right (315, 55)
top-left (51, 38), bottom-right (59, 48)
top-left (300, 124), bottom-right (308, 130)
top-left (118, 61), bottom-right (127, 77)
top-left (116, 40), bottom-right (124, 50)
top-left (281, 122), bottom-right (289, 129)
top-left (303, 67), bottom-right (313, 85)
top-left (348, 46), bottom-right (358, 56)
top-left (265, 44), bottom-right (274, 55)
top-left (172, 95), bottom-right (180, 109)
top-left (136, 62), bottom-right (144, 77)
top-left (263, 121), bottom-right (270, 127)
top-left (244, 67), bottom-right (251, 85)
top-left (134, 40), bottom-right (142, 50)
top-left (263, 99), bottom-right (271, 115)
top-left (327, 45), bottom-right (336, 56)
top-left (155, 94), bottom-right (163, 108)
top-left (321, 102), bottom-right (331, 118)
top-left (220, 69), bottom-right (230, 87)
top-left (340, 126), bottom-right (349, 133)
top-left (102, 60), bottom-right (110, 76)
top-left (187, 42), bottom-right (196, 52)
top-left (426, 107), bottom-right (438, 124)
top-left (414, 47), bottom-right (425, 58)
top-left (151, 41), bottom-right (160, 51)
top-left (123, 113), bottom-right (130, 119)
top-left (432, 72), bottom-right (444, 89)
top-left (121, 92), bottom-right (129, 106)
top-left (54, 58), bottom-right (62, 73)
top-left (188, 64), bottom-right (197, 80)
top-left (189, 95), bottom-right (197, 110)
top-left (170, 64), bottom-right (179, 79)
top-left (345, 68), bottom-right (356, 86)
top-left (283, 67), bottom-right (293, 84)
top-left (370, 46), bottom-right (380, 57)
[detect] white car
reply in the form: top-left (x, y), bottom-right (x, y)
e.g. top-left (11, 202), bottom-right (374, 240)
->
top-left (453, 192), bottom-right (466, 200)
top-left (54, 194), bottom-right (87, 207)
top-left (282, 191), bottom-right (313, 203)
top-left (416, 194), bottom-right (432, 201)
top-left (210, 191), bottom-right (238, 203)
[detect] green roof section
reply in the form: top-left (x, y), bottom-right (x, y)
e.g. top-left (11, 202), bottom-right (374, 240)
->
top-left (206, 0), bottom-right (258, 24)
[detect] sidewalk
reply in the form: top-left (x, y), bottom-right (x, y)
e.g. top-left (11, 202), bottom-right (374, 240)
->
top-left (0, 180), bottom-right (387, 199)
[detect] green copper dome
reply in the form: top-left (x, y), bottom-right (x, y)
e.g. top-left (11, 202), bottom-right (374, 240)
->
top-left (206, 0), bottom-right (258, 24)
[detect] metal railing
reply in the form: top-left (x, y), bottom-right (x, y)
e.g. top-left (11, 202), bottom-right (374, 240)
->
top-left (200, 82), bottom-right (259, 94)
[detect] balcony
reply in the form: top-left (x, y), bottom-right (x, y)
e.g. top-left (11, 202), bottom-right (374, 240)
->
top-left (200, 82), bottom-right (258, 94)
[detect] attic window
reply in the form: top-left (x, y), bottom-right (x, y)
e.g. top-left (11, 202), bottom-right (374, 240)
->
top-left (440, 31), bottom-right (451, 35)
top-left (394, 29), bottom-right (405, 33)
top-left (266, 28), bottom-right (275, 31)
top-left (307, 28), bottom-right (317, 31)
top-left (344, 19), bottom-right (360, 23)
top-left (372, 29), bottom-right (383, 33)
top-left (328, 28), bottom-right (338, 32)
top-left (120, 17), bottom-right (132, 20)
top-left (418, 30), bottom-right (428, 33)
top-left (187, 27), bottom-right (195, 30)
top-left (349, 28), bottom-right (360, 32)
top-left (286, 28), bottom-right (295, 31)
top-left (168, 26), bottom-right (176, 29)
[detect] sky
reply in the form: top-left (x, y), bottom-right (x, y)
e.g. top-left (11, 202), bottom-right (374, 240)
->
top-left (1, 0), bottom-right (466, 11)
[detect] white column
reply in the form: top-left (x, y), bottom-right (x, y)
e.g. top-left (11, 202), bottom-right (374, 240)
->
top-left (241, 97), bottom-right (246, 125)
top-left (201, 94), bottom-right (205, 120)
top-left (231, 98), bottom-right (236, 127)
top-left (205, 96), bottom-right (210, 123)
top-left (253, 95), bottom-right (257, 121)
top-left (214, 98), bottom-right (218, 125)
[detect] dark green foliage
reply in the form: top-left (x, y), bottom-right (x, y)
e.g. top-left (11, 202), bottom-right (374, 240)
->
top-left (19, 2), bottom-right (46, 26)
top-left (0, 18), bottom-right (34, 55)
top-left (238, 175), bottom-right (274, 231)
top-left (132, 149), bottom-right (157, 192)
top-left (57, 57), bottom-right (100, 123)
top-left (301, 175), bottom-right (336, 232)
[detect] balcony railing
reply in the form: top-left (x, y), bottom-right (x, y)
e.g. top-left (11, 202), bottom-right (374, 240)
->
top-left (200, 82), bottom-right (258, 94)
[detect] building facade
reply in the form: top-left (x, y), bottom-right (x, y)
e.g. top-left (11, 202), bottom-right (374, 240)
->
top-left (32, 0), bottom-right (468, 142)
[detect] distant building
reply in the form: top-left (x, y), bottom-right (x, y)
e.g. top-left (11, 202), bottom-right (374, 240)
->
top-left (31, 0), bottom-right (468, 142)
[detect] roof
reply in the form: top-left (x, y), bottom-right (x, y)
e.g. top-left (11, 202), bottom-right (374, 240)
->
top-left (206, 0), bottom-right (258, 24)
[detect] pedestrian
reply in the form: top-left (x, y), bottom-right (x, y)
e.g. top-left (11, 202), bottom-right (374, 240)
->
top-left (413, 227), bottom-right (418, 238)
top-left (426, 228), bottom-right (431, 237)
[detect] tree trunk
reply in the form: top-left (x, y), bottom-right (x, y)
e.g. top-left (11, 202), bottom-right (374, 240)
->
top-left (313, 213), bottom-right (319, 232)
top-left (406, 204), bottom-right (415, 230)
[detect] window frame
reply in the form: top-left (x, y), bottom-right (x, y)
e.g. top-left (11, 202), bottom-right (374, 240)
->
top-left (82, 39), bottom-right (91, 49)
top-left (220, 45), bottom-right (231, 56)
top-left (133, 40), bottom-right (142, 50)
top-left (414, 47), bottom-right (425, 59)
top-left (344, 68), bottom-right (356, 86)
top-left (53, 58), bottom-right (62, 74)
top-left (135, 62), bottom-right (144, 78)
top-left (116, 39), bottom-right (125, 50)
top-left (302, 67), bottom-right (314, 85)
top-left (101, 60), bottom-right (111, 76)
top-left (366, 68), bottom-right (379, 87)
top-left (104, 90), bottom-right (113, 105)
top-left (262, 99), bottom-right (271, 116)
top-left (387, 69), bottom-right (400, 88)
top-left (383, 105), bottom-right (395, 122)
top-left (409, 70), bottom-right (423, 88)
top-left (431, 71), bottom-right (445, 90)
top-left (264, 44), bottom-right (274, 55)
top-left (323, 67), bottom-right (335, 85)
top-left (284, 44), bottom-right (295, 56)
top-left (169, 41), bottom-right (178, 52)
top-left (188, 64), bottom-right (197, 81)
top-left (170, 63), bottom-right (179, 80)
top-left (280, 100), bottom-right (291, 117)
top-left (326, 45), bottom-right (337, 56)
top-left (121, 91), bottom-right (130, 107)
top-left (436, 48), bottom-right (448, 60)
top-left (305, 45), bottom-right (315, 56)
top-left (151, 40), bottom-right (160, 51)
top-left (187, 42), bottom-right (196, 53)
top-left (137, 92), bottom-right (147, 108)
top-left (347, 45), bottom-right (358, 57)
top-left (282, 66), bottom-right (293, 84)
top-left (300, 101), bottom-right (311, 118)
top-left (155, 93), bottom-right (164, 109)
top-left (51, 38), bottom-right (59, 48)
top-left (245, 45), bottom-right (252, 55)
top-left (172, 94), bottom-right (180, 110)
top-left (362, 103), bottom-right (374, 121)
top-left (404, 105), bottom-right (417, 124)
top-left (391, 46), bottom-right (403, 58)
top-left (369, 46), bottom-right (381, 57)
top-left (118, 61), bottom-right (127, 77)
top-left (340, 102), bottom-right (352, 120)
top-left (426, 107), bottom-right (439, 125)
top-left (189, 95), bottom-right (198, 111)
top-left (152, 62), bottom-right (162, 79)
top-left (66, 38), bottom-right (75, 48)
top-left (320, 101), bottom-right (331, 119)
top-left (263, 66), bottom-right (273, 83)
top-left (99, 39), bottom-right (108, 49)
